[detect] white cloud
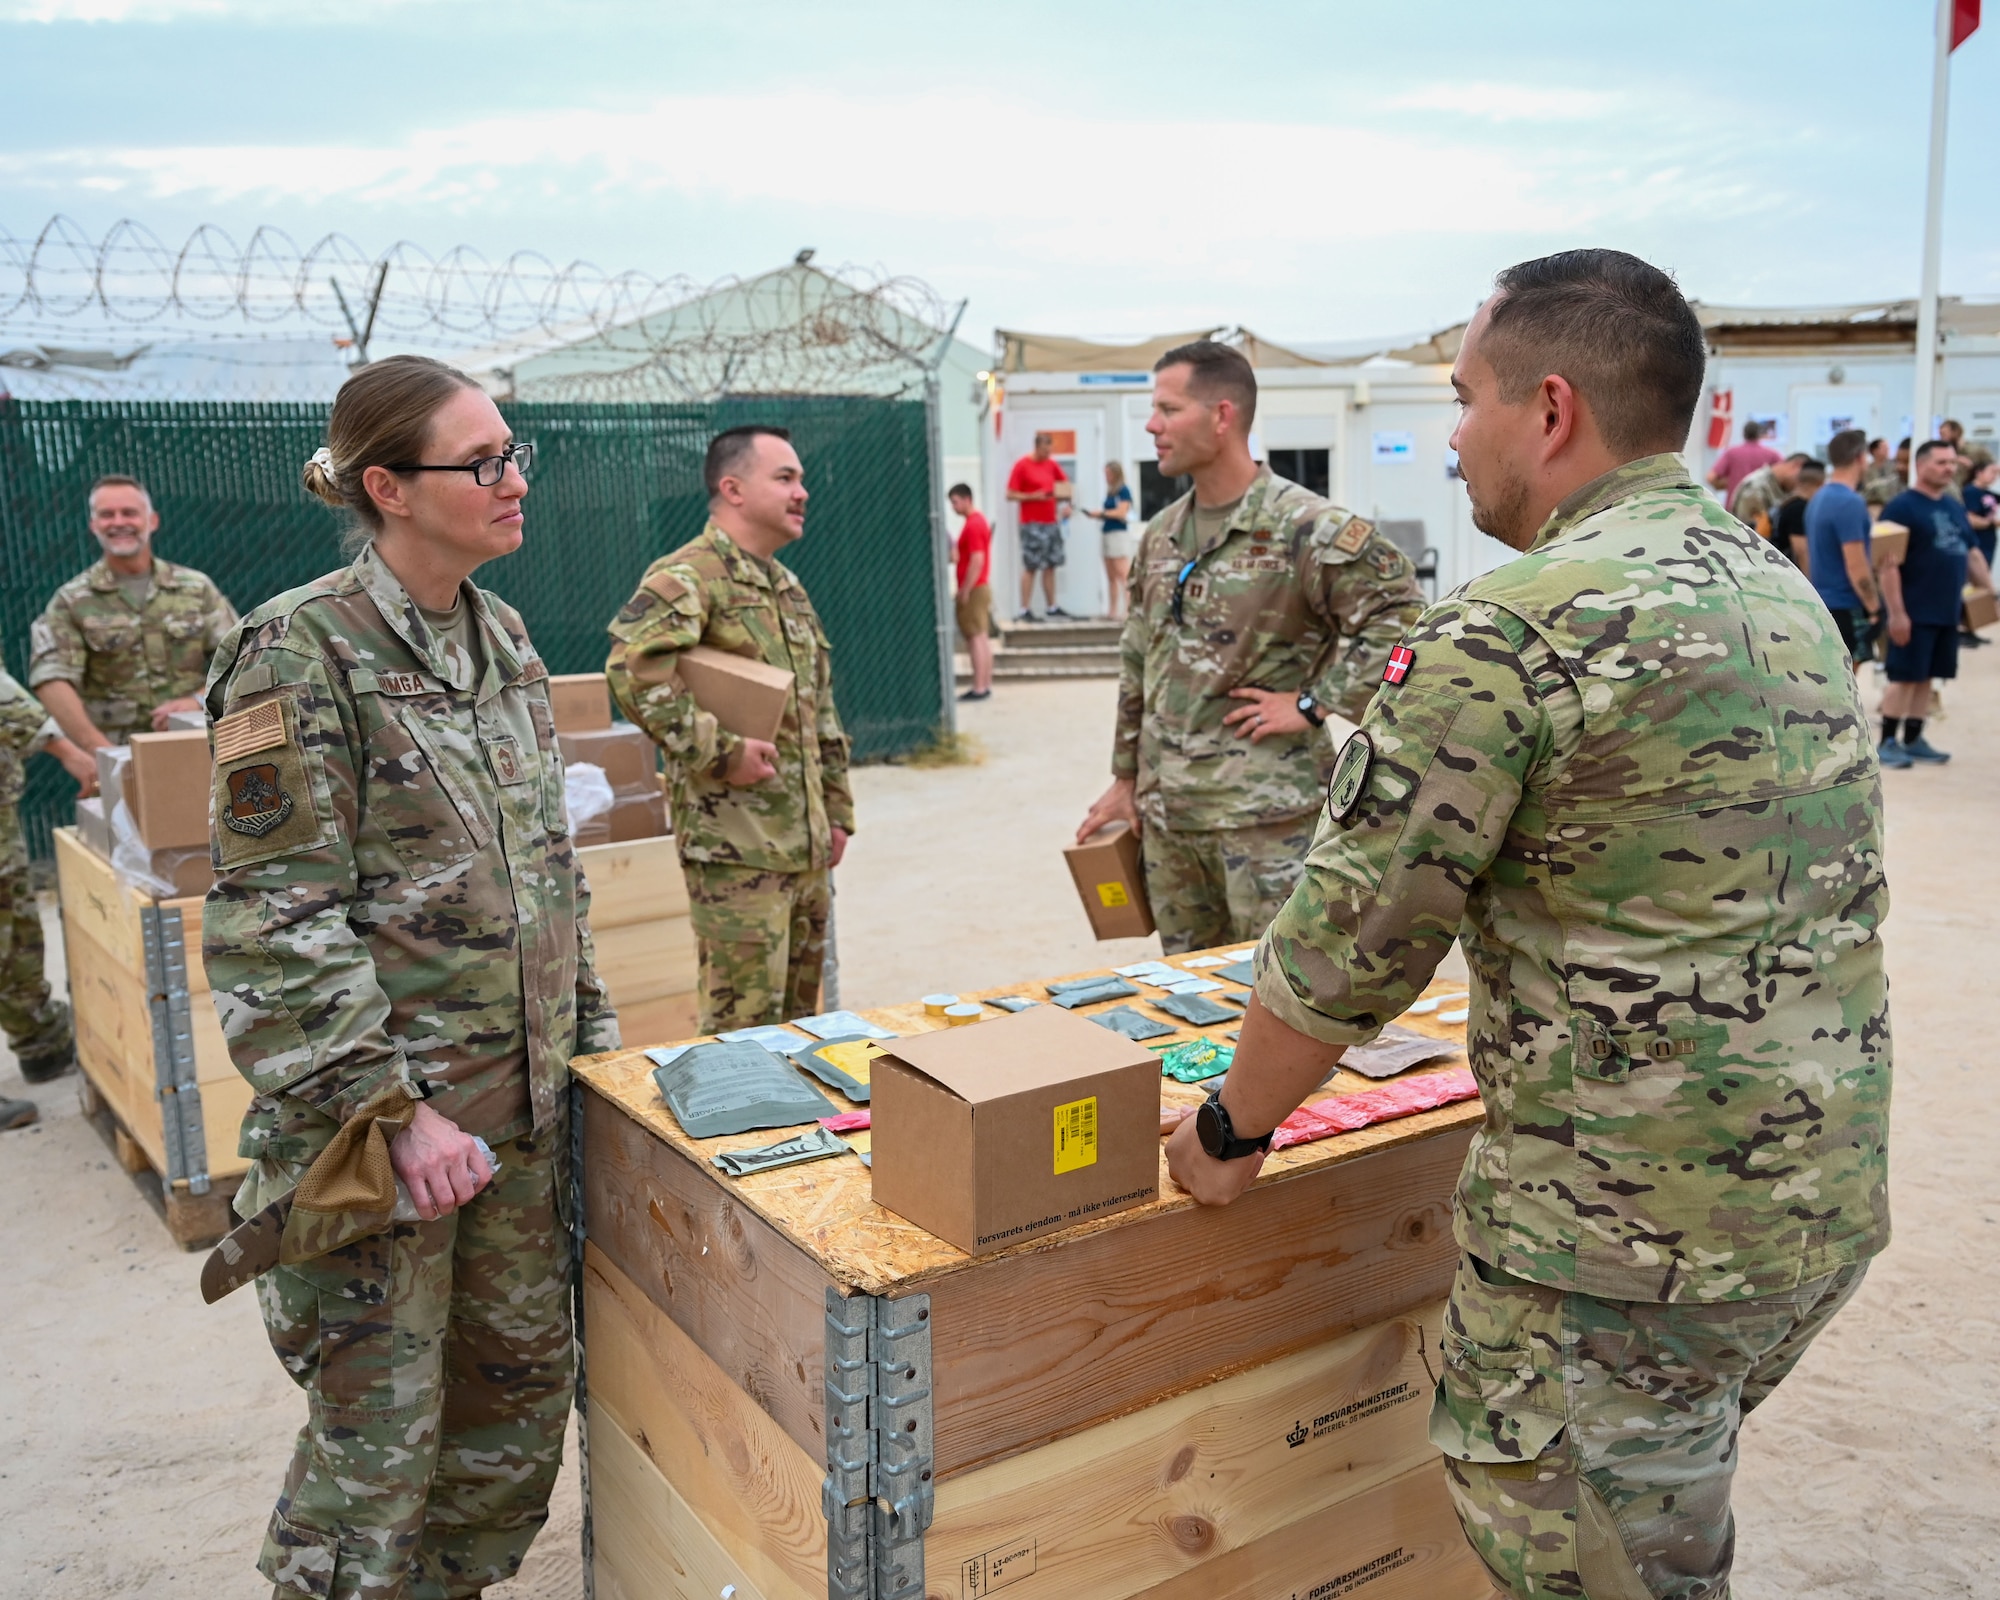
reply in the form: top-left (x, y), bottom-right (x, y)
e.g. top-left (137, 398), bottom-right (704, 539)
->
top-left (1384, 80), bottom-right (1627, 123)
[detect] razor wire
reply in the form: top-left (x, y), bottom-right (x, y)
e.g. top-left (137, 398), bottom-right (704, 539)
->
top-left (0, 215), bottom-right (956, 399)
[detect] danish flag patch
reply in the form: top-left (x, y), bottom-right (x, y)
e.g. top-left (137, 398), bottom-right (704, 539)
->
top-left (1382, 645), bottom-right (1416, 685)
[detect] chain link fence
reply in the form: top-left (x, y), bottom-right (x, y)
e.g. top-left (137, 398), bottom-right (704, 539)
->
top-left (0, 394), bottom-right (944, 860)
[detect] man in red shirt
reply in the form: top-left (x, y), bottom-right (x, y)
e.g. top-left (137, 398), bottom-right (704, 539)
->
top-left (1007, 431), bottom-right (1073, 620)
top-left (949, 484), bottom-right (995, 700)
top-left (1706, 419), bottom-right (1780, 509)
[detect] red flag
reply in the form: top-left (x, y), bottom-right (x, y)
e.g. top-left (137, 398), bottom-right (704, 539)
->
top-left (1953, 0), bottom-right (1979, 49)
top-left (1707, 388), bottom-right (1734, 450)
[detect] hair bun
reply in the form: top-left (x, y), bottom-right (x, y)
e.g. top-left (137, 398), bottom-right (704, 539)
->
top-left (301, 445), bottom-right (344, 507)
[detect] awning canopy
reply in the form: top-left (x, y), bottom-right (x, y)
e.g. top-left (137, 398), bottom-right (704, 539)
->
top-left (995, 325), bottom-right (1343, 374)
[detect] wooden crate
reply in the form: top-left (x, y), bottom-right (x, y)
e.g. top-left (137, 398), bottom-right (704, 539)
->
top-left (577, 835), bottom-right (699, 1048)
top-left (575, 955), bottom-right (1490, 1599)
top-left (55, 827), bottom-right (244, 1248)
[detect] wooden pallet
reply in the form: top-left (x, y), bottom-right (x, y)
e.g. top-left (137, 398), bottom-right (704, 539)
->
top-left (73, 1069), bottom-right (238, 1248)
top-left (575, 954), bottom-right (1487, 1598)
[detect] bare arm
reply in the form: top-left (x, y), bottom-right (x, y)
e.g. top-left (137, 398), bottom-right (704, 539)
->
top-left (1877, 559), bottom-right (1908, 645)
top-left (1842, 542), bottom-right (1881, 614)
top-left (1970, 547), bottom-right (1993, 591)
top-left (1790, 534), bottom-right (1811, 573)
top-left (34, 680), bottom-right (108, 754)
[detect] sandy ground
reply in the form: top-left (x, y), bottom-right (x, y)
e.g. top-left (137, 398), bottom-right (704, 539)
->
top-left (3, 661), bottom-right (1997, 1599)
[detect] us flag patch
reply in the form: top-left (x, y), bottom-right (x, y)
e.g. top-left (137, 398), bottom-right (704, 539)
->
top-left (1383, 645), bottom-right (1416, 685)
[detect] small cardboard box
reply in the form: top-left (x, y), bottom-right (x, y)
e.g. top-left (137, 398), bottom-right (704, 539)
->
top-left (1870, 521), bottom-right (1909, 568)
top-left (126, 729), bottom-right (211, 849)
top-left (549, 672), bottom-right (613, 733)
top-left (679, 646), bottom-right (793, 743)
top-left (871, 1004), bottom-right (1160, 1256)
top-left (1965, 585), bottom-right (1999, 632)
top-left (1062, 821), bottom-right (1155, 939)
top-left (559, 725), bottom-right (657, 792)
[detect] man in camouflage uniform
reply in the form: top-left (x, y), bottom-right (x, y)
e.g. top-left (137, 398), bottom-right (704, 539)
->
top-left (1168, 252), bottom-right (1889, 1600)
top-left (30, 473), bottom-right (237, 751)
top-left (1077, 340), bottom-right (1424, 953)
top-left (0, 672), bottom-right (96, 1127)
top-left (606, 425), bottom-right (854, 1031)
top-left (205, 509), bottom-right (618, 1597)
top-left (1725, 450), bottom-right (1808, 539)
top-left (1862, 439), bottom-right (1909, 513)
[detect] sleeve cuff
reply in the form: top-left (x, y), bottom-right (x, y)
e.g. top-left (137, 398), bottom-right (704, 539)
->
top-left (1252, 947), bottom-right (1390, 1050)
top-left (26, 665), bottom-right (80, 689)
top-left (312, 1056), bottom-right (417, 1125)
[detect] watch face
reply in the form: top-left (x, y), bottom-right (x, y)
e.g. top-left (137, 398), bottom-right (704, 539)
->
top-left (1196, 1098), bottom-right (1227, 1158)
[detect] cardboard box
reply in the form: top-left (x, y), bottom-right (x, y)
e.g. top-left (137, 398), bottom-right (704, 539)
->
top-left (549, 672), bottom-right (613, 733)
top-left (678, 646), bottom-right (792, 743)
top-left (560, 725), bottom-right (657, 792)
top-left (871, 1004), bottom-right (1160, 1255)
top-left (1871, 521), bottom-right (1909, 568)
top-left (1966, 585), bottom-right (1999, 632)
top-left (125, 730), bottom-right (211, 849)
top-left (75, 795), bottom-right (112, 859)
top-left (1062, 821), bottom-right (1155, 939)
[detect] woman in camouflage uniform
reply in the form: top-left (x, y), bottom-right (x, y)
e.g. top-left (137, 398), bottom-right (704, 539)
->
top-left (203, 356), bottom-right (618, 1600)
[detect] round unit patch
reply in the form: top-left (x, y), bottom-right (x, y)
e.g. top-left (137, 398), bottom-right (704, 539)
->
top-left (1325, 731), bottom-right (1374, 824)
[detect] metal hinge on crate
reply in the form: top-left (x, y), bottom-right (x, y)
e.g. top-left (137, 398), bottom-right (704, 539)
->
top-left (141, 902), bottom-right (210, 1195)
top-left (824, 1286), bottom-right (934, 1600)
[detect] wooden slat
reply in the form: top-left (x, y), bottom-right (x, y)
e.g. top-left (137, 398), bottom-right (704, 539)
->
top-left (589, 1409), bottom-right (806, 1600)
top-left (580, 836), bottom-right (690, 929)
top-left (613, 992), bottom-right (701, 1050)
top-left (55, 826), bottom-right (149, 978)
top-left (927, 1304), bottom-right (1444, 1600)
top-left (583, 1090), bottom-right (836, 1466)
top-left (592, 916), bottom-right (698, 1011)
top-left (584, 1248), bottom-right (826, 1600)
top-left (1130, 1459), bottom-right (1491, 1600)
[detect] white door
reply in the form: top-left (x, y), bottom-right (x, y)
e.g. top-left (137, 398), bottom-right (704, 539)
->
top-left (1947, 391), bottom-right (2000, 455)
top-left (1789, 385), bottom-right (1880, 460)
top-left (998, 409), bottom-right (1106, 618)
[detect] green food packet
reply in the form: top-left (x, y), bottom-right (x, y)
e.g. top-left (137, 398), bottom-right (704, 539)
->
top-left (1159, 1037), bottom-right (1234, 1083)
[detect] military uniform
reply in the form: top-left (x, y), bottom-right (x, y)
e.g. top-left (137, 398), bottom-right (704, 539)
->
top-left (1256, 455), bottom-right (1890, 1599)
top-left (1861, 463), bottom-right (1905, 513)
top-left (1115, 467), bottom-right (1424, 953)
top-left (29, 555), bottom-right (237, 743)
top-left (0, 672), bottom-right (72, 1074)
top-left (204, 544), bottom-right (618, 1600)
top-left (1726, 462), bottom-right (1785, 537)
top-left (605, 523), bottom-right (854, 1032)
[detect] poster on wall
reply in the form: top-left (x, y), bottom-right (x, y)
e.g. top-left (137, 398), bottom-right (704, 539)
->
top-left (1372, 430), bottom-right (1416, 464)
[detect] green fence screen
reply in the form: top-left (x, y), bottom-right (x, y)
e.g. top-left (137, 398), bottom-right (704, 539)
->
top-left (0, 395), bottom-right (943, 860)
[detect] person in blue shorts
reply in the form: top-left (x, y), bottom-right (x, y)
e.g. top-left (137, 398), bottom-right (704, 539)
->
top-left (1878, 440), bottom-right (1994, 766)
top-left (1804, 429), bottom-right (1883, 668)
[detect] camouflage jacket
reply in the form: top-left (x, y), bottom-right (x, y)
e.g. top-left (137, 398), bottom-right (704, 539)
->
top-left (1860, 464), bottom-right (1905, 511)
top-left (1727, 465), bottom-right (1785, 534)
top-left (1257, 454), bottom-right (1891, 1304)
top-left (29, 556), bottom-right (237, 742)
top-left (1115, 468), bottom-right (1425, 830)
top-left (605, 523), bottom-right (854, 873)
top-left (202, 545), bottom-right (619, 1173)
top-left (0, 669), bottom-right (58, 812)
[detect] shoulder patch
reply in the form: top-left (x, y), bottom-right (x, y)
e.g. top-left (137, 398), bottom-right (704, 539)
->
top-left (213, 700), bottom-right (286, 763)
top-left (641, 567), bottom-right (699, 610)
top-left (1332, 515), bottom-right (1375, 556)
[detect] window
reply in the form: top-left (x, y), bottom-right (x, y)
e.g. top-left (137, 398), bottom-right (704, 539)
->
top-left (1267, 448), bottom-right (1330, 497)
top-left (1140, 460), bottom-right (1190, 520)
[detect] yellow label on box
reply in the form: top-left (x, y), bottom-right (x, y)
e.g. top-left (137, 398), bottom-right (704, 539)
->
top-left (820, 1040), bottom-right (883, 1084)
top-left (1053, 1096), bottom-right (1098, 1175)
top-left (1095, 881), bottom-right (1130, 908)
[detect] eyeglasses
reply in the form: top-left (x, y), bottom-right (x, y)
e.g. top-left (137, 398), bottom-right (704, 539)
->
top-left (389, 441), bottom-right (534, 487)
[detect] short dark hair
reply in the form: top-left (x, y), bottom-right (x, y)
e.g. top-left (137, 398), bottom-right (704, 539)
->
top-left (704, 425), bottom-right (792, 499)
top-left (947, 483), bottom-right (974, 501)
top-left (1897, 436), bottom-right (1912, 451)
top-left (1153, 339), bottom-right (1257, 429)
top-left (1783, 451), bottom-right (1811, 466)
top-left (1481, 250), bottom-right (1707, 455)
top-left (1913, 438), bottom-right (1954, 464)
top-left (89, 473), bottom-right (151, 502)
top-left (1869, 437), bottom-right (1886, 451)
top-left (1827, 429), bottom-right (1869, 468)
top-left (1796, 458), bottom-right (1826, 483)
top-left (1743, 420), bottom-right (1764, 442)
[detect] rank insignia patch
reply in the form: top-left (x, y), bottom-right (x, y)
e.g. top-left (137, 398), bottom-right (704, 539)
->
top-left (1383, 644), bottom-right (1416, 685)
top-left (223, 763), bottom-right (294, 837)
top-left (1326, 731), bottom-right (1374, 823)
top-left (1332, 515), bottom-right (1374, 555)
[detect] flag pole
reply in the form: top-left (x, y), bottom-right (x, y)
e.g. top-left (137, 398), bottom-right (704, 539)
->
top-left (1912, 0), bottom-right (1954, 445)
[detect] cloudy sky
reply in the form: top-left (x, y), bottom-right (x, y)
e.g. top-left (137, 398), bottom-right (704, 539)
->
top-left (5, 0), bottom-right (1999, 352)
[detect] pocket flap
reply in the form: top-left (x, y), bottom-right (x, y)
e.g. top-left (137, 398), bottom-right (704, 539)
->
top-left (259, 1506), bottom-right (339, 1599)
top-left (1426, 1369), bottom-right (1567, 1464)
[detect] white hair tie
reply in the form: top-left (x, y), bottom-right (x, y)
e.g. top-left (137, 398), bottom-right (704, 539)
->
top-left (308, 446), bottom-right (335, 475)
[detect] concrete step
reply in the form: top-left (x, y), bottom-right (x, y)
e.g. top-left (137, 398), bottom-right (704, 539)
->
top-left (996, 618), bottom-right (1124, 651)
top-left (956, 644), bottom-right (1121, 683)
top-left (957, 660), bottom-right (1121, 684)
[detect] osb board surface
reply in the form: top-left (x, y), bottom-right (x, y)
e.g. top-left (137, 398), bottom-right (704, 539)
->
top-left (574, 949), bottom-right (1478, 1296)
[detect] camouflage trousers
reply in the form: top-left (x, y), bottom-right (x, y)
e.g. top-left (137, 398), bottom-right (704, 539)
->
top-left (256, 1125), bottom-right (574, 1600)
top-left (1138, 811), bottom-right (1316, 955)
top-left (684, 862), bottom-right (830, 1032)
top-left (0, 819), bottom-right (70, 1064)
top-left (1430, 1251), bottom-right (1868, 1599)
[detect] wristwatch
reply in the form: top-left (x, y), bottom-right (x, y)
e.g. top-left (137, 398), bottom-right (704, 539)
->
top-left (1295, 691), bottom-right (1325, 728)
top-left (1196, 1088), bottom-right (1273, 1161)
